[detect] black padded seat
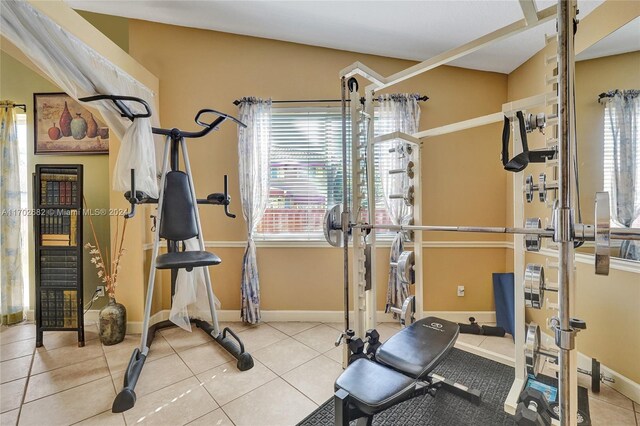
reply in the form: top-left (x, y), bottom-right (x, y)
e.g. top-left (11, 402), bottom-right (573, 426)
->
top-left (155, 251), bottom-right (221, 270)
top-left (335, 359), bottom-right (415, 416)
top-left (376, 316), bottom-right (459, 379)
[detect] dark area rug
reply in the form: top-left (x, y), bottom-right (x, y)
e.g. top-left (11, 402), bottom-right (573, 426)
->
top-left (299, 348), bottom-right (518, 425)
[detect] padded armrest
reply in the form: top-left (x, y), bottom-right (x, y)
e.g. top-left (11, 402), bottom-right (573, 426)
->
top-left (376, 317), bottom-right (459, 379)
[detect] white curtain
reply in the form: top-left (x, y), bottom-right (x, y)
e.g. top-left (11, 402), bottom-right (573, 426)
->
top-left (0, 0), bottom-right (159, 198)
top-left (604, 90), bottom-right (640, 260)
top-left (237, 98), bottom-right (271, 324)
top-left (375, 94), bottom-right (421, 312)
top-left (0, 105), bottom-right (24, 325)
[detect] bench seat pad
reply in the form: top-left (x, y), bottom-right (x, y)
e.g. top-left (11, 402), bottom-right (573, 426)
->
top-left (156, 251), bottom-right (221, 270)
top-left (334, 359), bottom-right (415, 415)
top-left (376, 316), bottom-right (459, 379)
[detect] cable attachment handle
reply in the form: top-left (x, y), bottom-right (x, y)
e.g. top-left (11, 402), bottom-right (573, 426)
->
top-left (124, 169), bottom-right (138, 219)
top-left (223, 175), bottom-right (236, 218)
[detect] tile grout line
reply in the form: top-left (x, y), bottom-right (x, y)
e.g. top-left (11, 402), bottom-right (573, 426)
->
top-left (15, 345), bottom-right (36, 426)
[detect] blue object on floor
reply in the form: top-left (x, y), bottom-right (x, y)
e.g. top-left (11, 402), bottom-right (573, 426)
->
top-left (492, 273), bottom-right (515, 340)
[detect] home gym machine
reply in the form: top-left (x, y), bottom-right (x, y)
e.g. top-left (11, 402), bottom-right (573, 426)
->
top-left (80, 95), bottom-right (254, 413)
top-left (322, 1), bottom-right (640, 425)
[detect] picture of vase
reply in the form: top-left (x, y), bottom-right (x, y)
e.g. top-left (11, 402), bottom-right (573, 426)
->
top-left (87, 113), bottom-right (98, 138)
top-left (59, 101), bottom-right (72, 137)
top-left (35, 92), bottom-right (110, 154)
top-left (71, 113), bottom-right (88, 140)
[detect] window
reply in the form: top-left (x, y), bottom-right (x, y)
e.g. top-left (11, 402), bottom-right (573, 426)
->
top-left (257, 108), bottom-right (392, 240)
top-left (603, 102), bottom-right (640, 229)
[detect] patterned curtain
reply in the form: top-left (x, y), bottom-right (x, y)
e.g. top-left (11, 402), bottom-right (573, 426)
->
top-left (604, 90), bottom-right (640, 260)
top-left (237, 98), bottom-right (272, 323)
top-left (375, 94), bottom-right (421, 313)
top-left (1, 104), bottom-right (24, 325)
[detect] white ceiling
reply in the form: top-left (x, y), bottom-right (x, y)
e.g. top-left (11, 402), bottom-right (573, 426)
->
top-left (68, 0), bottom-right (621, 74)
top-left (576, 16), bottom-right (640, 61)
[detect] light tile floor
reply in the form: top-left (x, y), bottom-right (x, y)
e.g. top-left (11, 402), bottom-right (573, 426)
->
top-left (0, 321), bottom-right (637, 425)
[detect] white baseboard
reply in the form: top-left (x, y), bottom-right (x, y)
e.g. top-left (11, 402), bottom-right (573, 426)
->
top-left (540, 332), bottom-right (640, 404)
top-left (455, 340), bottom-right (515, 367)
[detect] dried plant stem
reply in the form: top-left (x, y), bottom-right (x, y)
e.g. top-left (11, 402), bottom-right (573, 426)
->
top-left (112, 218), bottom-right (128, 288)
top-left (83, 197), bottom-right (107, 286)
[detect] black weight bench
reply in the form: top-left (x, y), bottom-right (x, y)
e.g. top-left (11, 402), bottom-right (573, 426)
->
top-left (334, 317), bottom-right (481, 426)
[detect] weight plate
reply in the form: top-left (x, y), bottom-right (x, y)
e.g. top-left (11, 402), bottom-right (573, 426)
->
top-left (524, 218), bottom-right (542, 252)
top-left (524, 264), bottom-right (544, 309)
top-left (396, 251), bottom-right (415, 284)
top-left (525, 322), bottom-right (541, 377)
top-left (538, 173), bottom-right (547, 203)
top-left (323, 204), bottom-right (343, 247)
top-left (524, 175), bottom-right (534, 203)
top-left (594, 192), bottom-right (610, 275)
top-left (406, 161), bottom-right (415, 179)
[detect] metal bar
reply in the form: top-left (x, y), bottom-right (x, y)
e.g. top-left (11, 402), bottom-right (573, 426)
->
top-left (232, 96), bottom-right (428, 106)
top-left (610, 228), bottom-right (640, 240)
top-left (413, 112), bottom-right (504, 139)
top-left (340, 77), bottom-right (350, 340)
top-left (556, 1), bottom-right (577, 424)
top-left (353, 223), bottom-right (555, 237)
top-left (139, 136), bottom-right (171, 355)
top-left (364, 90), bottom-right (377, 332)
top-left (180, 138), bottom-right (221, 337)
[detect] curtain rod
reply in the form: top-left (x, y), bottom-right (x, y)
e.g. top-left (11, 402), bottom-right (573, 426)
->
top-left (232, 95), bottom-right (429, 106)
top-left (598, 89), bottom-right (640, 103)
top-left (0, 101), bottom-right (26, 112)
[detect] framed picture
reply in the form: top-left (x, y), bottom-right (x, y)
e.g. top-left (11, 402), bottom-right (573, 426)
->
top-left (34, 92), bottom-right (109, 155)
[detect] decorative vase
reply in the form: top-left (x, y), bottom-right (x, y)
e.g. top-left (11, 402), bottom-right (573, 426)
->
top-left (48, 122), bottom-right (62, 140)
top-left (59, 101), bottom-right (72, 137)
top-left (86, 113), bottom-right (98, 138)
top-left (70, 113), bottom-right (87, 140)
top-left (99, 298), bottom-right (126, 345)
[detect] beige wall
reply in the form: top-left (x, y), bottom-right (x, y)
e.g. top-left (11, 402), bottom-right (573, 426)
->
top-left (128, 20), bottom-right (509, 313)
top-left (506, 47), bottom-right (640, 382)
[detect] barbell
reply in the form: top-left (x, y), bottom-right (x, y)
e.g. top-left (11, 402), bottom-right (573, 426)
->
top-left (322, 192), bottom-right (640, 276)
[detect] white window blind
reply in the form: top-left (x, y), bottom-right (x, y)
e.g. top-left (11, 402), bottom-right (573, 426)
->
top-left (257, 108), bottom-right (393, 240)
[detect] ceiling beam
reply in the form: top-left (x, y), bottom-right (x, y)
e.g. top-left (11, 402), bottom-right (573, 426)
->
top-left (358, 4), bottom-right (557, 91)
top-left (519, 0), bottom-right (540, 25)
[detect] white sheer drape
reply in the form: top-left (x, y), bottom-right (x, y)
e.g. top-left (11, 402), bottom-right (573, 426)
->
top-left (238, 98), bottom-right (271, 324)
top-left (0, 105), bottom-right (24, 325)
top-left (169, 238), bottom-right (221, 331)
top-left (0, 0), bottom-right (159, 198)
top-left (375, 94), bottom-right (421, 312)
top-left (605, 90), bottom-right (640, 260)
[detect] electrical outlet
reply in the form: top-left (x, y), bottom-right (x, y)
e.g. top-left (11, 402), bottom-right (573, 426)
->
top-left (457, 285), bottom-right (465, 297)
top-left (96, 286), bottom-right (105, 298)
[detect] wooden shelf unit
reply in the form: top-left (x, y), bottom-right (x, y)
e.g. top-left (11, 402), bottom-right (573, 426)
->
top-left (34, 164), bottom-right (84, 347)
